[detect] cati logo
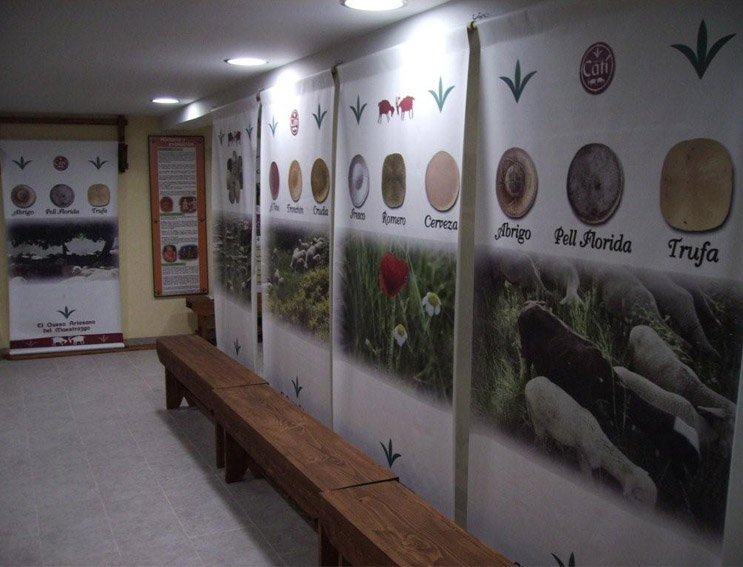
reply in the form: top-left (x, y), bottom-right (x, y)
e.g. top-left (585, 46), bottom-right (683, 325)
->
top-left (290, 109), bottom-right (299, 136)
top-left (53, 155), bottom-right (69, 171)
top-left (580, 42), bottom-right (615, 95)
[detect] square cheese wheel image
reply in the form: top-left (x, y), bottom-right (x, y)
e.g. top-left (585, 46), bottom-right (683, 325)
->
top-left (661, 138), bottom-right (733, 232)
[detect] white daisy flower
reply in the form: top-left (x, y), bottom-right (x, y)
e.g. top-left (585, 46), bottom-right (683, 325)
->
top-left (421, 292), bottom-right (441, 317)
top-left (393, 324), bottom-right (408, 347)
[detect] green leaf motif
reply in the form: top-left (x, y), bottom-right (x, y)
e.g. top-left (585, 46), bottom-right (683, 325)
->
top-left (57, 306), bottom-right (76, 319)
top-left (12, 156), bottom-right (32, 170)
top-left (233, 338), bottom-right (241, 356)
top-left (217, 130), bottom-right (225, 145)
top-left (88, 156), bottom-right (108, 170)
top-left (671, 19), bottom-right (736, 79)
top-left (291, 376), bottom-right (303, 399)
top-left (500, 60), bottom-right (536, 103)
top-left (427, 76), bottom-right (455, 112)
top-left (350, 95), bottom-right (367, 125)
top-left (380, 438), bottom-right (401, 468)
top-left (551, 552), bottom-right (576, 567)
top-left (313, 104), bottom-right (328, 129)
top-left (246, 124), bottom-right (253, 141)
top-left (269, 116), bottom-right (278, 136)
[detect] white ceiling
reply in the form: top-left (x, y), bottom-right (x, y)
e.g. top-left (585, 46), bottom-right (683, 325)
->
top-left (0, 0), bottom-right (452, 117)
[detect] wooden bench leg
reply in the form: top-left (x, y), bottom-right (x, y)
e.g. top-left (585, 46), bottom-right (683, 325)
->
top-left (319, 524), bottom-right (341, 567)
top-left (215, 422), bottom-right (225, 469)
top-left (165, 370), bottom-right (184, 409)
top-left (224, 432), bottom-right (248, 483)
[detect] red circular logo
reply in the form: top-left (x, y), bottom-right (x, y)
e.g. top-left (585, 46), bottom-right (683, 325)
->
top-left (53, 155), bottom-right (69, 170)
top-left (290, 109), bottom-right (299, 136)
top-left (580, 42), bottom-right (615, 95)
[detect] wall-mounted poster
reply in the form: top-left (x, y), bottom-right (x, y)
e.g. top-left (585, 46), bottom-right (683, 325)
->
top-left (468, 2), bottom-right (742, 565)
top-left (1, 139), bottom-right (124, 354)
top-left (333, 28), bottom-right (469, 516)
top-left (149, 136), bottom-right (207, 297)
top-left (212, 102), bottom-right (259, 370)
top-left (260, 71), bottom-right (334, 426)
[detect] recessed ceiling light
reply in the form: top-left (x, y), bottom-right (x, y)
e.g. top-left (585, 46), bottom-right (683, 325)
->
top-left (341, 0), bottom-right (406, 11)
top-left (225, 57), bottom-right (268, 67)
top-left (151, 97), bottom-right (180, 104)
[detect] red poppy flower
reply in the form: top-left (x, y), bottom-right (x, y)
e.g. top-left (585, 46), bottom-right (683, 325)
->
top-left (379, 252), bottom-right (409, 297)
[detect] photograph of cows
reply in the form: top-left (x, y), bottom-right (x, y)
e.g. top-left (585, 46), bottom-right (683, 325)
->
top-left (7, 219), bottom-right (118, 282)
top-left (264, 221), bottom-right (329, 342)
top-left (338, 234), bottom-right (456, 401)
top-left (213, 213), bottom-right (252, 305)
top-left (472, 247), bottom-right (741, 536)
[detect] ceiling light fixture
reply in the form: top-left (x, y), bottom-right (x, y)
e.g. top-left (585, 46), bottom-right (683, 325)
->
top-left (225, 57), bottom-right (268, 67)
top-left (151, 97), bottom-right (180, 104)
top-left (341, 0), bottom-right (407, 11)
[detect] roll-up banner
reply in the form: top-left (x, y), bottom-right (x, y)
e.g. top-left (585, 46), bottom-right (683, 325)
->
top-left (333, 28), bottom-right (469, 516)
top-left (1, 140), bottom-right (123, 355)
top-left (468, 2), bottom-right (742, 564)
top-left (260, 72), bottom-right (334, 426)
top-left (212, 103), bottom-right (259, 369)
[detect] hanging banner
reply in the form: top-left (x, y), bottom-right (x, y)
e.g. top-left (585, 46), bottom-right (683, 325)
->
top-left (469, 2), bottom-right (742, 564)
top-left (212, 102), bottom-right (259, 369)
top-left (149, 136), bottom-right (207, 297)
top-left (1, 140), bottom-right (123, 354)
top-left (260, 71), bottom-right (334, 426)
top-left (333, 29), bottom-right (469, 516)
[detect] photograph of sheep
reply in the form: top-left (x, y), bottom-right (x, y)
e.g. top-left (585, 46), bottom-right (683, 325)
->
top-left (213, 213), bottom-right (252, 305)
top-left (471, 246), bottom-right (742, 536)
top-left (338, 234), bottom-right (456, 401)
top-left (264, 221), bottom-right (329, 342)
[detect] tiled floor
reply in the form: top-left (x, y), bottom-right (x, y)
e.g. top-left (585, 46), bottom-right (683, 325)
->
top-left (0, 349), bottom-right (316, 566)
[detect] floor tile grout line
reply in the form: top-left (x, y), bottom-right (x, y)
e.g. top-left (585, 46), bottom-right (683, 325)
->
top-left (20, 375), bottom-right (44, 564)
top-left (118, 387), bottom-right (206, 567)
top-left (64, 384), bottom-right (124, 563)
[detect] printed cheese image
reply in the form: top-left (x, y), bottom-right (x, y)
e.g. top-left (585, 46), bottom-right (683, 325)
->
top-left (661, 138), bottom-right (733, 232)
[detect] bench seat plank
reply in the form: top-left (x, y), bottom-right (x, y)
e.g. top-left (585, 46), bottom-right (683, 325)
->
top-left (213, 385), bottom-right (397, 519)
top-left (319, 481), bottom-right (512, 567)
top-left (156, 335), bottom-right (265, 409)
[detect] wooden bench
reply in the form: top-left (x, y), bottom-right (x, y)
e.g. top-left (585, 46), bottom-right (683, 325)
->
top-left (156, 334), bottom-right (266, 468)
top-left (318, 480), bottom-right (513, 566)
top-left (185, 295), bottom-right (216, 344)
top-left (212, 385), bottom-right (398, 521)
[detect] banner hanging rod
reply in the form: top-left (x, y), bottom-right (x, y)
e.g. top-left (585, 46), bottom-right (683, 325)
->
top-left (0, 114), bottom-right (129, 173)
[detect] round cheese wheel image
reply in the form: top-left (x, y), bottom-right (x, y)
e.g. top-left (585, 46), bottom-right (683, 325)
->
top-left (567, 143), bottom-right (622, 225)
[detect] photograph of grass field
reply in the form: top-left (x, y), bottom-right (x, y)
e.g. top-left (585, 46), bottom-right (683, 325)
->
top-left (338, 234), bottom-right (457, 401)
top-left (214, 213), bottom-right (252, 306)
top-left (472, 246), bottom-right (743, 536)
top-left (264, 222), bottom-right (329, 342)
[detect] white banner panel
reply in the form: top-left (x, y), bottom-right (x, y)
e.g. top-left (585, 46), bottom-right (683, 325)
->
top-left (333, 28), bottom-right (470, 516)
top-left (260, 71), bottom-right (334, 426)
top-left (2, 140), bottom-right (123, 354)
top-left (212, 103), bottom-right (259, 369)
top-left (469, 2), bottom-right (742, 564)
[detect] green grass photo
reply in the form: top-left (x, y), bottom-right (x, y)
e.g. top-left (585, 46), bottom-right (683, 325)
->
top-left (264, 222), bottom-right (329, 342)
top-left (338, 234), bottom-right (456, 401)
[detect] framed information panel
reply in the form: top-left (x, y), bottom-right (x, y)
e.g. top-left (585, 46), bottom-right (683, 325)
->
top-left (149, 135), bottom-right (208, 297)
